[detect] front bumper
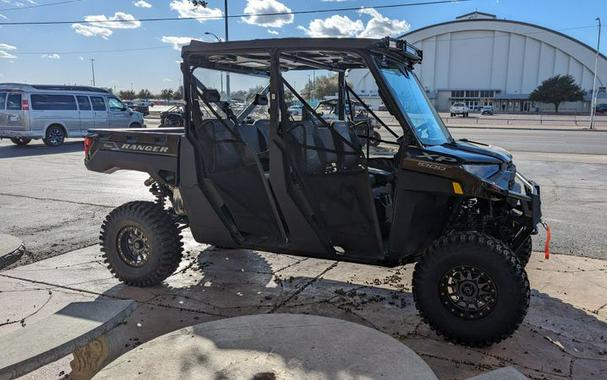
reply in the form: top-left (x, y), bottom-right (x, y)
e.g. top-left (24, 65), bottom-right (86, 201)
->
top-left (506, 172), bottom-right (542, 230)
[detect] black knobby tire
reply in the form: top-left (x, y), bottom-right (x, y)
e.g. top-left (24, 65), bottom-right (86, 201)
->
top-left (43, 125), bottom-right (65, 147)
top-left (100, 201), bottom-right (183, 287)
top-left (129, 122), bottom-right (142, 129)
top-left (413, 231), bottom-right (530, 347)
top-left (10, 137), bottom-right (31, 146)
top-left (513, 236), bottom-right (532, 267)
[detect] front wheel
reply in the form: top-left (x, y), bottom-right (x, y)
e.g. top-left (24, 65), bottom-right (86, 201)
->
top-left (100, 201), bottom-right (183, 287)
top-left (43, 125), bottom-right (65, 147)
top-left (10, 137), bottom-right (31, 146)
top-left (413, 231), bottom-right (530, 347)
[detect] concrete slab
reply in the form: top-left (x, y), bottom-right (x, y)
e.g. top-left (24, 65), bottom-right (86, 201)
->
top-left (0, 234), bottom-right (24, 269)
top-left (1, 245), bottom-right (607, 379)
top-left (94, 314), bottom-right (438, 380)
top-left (468, 366), bottom-right (527, 380)
top-left (0, 300), bottom-right (135, 379)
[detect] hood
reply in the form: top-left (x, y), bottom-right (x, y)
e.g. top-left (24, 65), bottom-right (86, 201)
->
top-left (426, 139), bottom-right (512, 165)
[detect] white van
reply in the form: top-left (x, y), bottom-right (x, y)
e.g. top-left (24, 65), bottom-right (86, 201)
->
top-left (0, 83), bottom-right (146, 147)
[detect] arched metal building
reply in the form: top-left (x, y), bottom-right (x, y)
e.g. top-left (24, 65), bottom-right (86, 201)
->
top-left (350, 12), bottom-right (607, 113)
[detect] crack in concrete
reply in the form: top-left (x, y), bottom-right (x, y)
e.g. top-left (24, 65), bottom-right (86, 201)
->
top-left (268, 262), bottom-right (338, 313)
top-left (0, 192), bottom-right (115, 209)
top-left (0, 291), bottom-right (53, 328)
top-left (0, 273), bottom-right (226, 318)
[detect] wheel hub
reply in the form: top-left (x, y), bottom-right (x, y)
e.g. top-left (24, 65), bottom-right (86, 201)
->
top-left (117, 226), bottom-right (150, 267)
top-left (439, 265), bottom-right (497, 320)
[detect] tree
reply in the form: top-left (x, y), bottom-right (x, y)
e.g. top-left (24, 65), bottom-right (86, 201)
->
top-left (137, 89), bottom-right (152, 100)
top-left (160, 89), bottom-right (174, 102)
top-left (301, 74), bottom-right (339, 101)
top-left (118, 90), bottom-right (135, 100)
top-left (529, 74), bottom-right (584, 113)
top-left (173, 86), bottom-right (184, 100)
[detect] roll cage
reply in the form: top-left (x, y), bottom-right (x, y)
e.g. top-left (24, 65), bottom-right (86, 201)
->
top-left (180, 37), bottom-right (424, 148)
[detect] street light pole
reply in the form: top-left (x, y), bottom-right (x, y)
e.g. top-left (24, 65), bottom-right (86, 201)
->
top-left (590, 17), bottom-right (602, 130)
top-left (204, 31), bottom-right (224, 95)
top-left (90, 58), bottom-right (96, 87)
top-left (224, 0), bottom-right (230, 99)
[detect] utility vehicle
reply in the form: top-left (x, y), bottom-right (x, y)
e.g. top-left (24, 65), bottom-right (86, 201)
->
top-left (84, 38), bottom-right (543, 347)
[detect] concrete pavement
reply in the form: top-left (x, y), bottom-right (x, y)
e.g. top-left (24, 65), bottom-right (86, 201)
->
top-left (1, 237), bottom-right (606, 379)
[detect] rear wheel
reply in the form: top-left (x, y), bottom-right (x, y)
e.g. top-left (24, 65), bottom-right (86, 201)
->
top-left (129, 122), bottom-right (143, 129)
top-left (43, 125), bottom-right (65, 147)
top-left (100, 201), bottom-right (183, 287)
top-left (413, 231), bottom-right (529, 347)
top-left (10, 137), bottom-right (31, 146)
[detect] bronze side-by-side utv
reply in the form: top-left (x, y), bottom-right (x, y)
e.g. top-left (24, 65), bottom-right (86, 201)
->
top-left (84, 37), bottom-right (543, 347)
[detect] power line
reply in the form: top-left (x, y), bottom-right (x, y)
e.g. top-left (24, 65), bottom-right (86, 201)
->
top-left (0, 0), bottom-right (470, 26)
top-left (0, 0), bottom-right (84, 13)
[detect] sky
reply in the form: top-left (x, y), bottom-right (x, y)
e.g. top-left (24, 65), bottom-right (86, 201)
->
top-left (0, 0), bottom-right (605, 93)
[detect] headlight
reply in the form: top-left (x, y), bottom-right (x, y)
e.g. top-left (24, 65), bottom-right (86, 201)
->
top-left (463, 164), bottom-right (500, 178)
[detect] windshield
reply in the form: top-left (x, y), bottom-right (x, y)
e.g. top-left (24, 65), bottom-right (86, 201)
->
top-left (378, 62), bottom-right (452, 145)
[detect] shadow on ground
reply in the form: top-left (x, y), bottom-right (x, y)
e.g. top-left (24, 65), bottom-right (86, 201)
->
top-left (0, 140), bottom-right (83, 159)
top-left (95, 247), bottom-right (607, 379)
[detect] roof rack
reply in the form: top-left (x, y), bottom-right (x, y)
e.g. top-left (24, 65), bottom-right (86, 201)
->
top-left (0, 83), bottom-right (110, 93)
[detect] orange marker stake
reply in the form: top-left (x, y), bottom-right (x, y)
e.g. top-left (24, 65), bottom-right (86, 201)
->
top-left (542, 222), bottom-right (551, 259)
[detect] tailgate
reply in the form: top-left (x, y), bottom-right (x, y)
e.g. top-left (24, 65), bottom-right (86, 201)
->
top-left (85, 129), bottom-right (182, 182)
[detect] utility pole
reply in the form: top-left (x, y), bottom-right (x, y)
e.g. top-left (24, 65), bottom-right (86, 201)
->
top-left (590, 17), bottom-right (602, 130)
top-left (224, 0), bottom-right (230, 99)
top-left (204, 31), bottom-right (224, 95)
top-left (90, 58), bottom-right (96, 87)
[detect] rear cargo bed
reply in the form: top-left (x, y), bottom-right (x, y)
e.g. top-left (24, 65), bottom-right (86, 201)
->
top-left (84, 128), bottom-right (183, 182)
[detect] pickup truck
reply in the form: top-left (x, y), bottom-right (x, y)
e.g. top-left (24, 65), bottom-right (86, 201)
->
top-left (449, 102), bottom-right (469, 117)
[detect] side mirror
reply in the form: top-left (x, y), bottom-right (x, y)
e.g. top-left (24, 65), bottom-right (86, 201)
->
top-left (254, 94), bottom-right (268, 106)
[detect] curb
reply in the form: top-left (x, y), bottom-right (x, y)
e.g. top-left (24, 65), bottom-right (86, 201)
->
top-left (0, 234), bottom-right (25, 270)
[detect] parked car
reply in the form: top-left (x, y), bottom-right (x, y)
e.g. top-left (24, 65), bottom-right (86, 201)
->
top-left (449, 102), bottom-right (469, 117)
top-left (481, 105), bottom-right (494, 115)
top-left (287, 104), bottom-right (303, 116)
top-left (160, 104), bottom-right (185, 128)
top-left (124, 101), bottom-right (150, 116)
top-left (596, 104), bottom-right (607, 114)
top-left (0, 83), bottom-right (145, 147)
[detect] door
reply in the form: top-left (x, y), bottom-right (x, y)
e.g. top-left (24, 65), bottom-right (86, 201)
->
top-left (90, 96), bottom-right (108, 128)
top-left (107, 97), bottom-right (131, 128)
top-left (76, 96), bottom-right (95, 134)
top-left (4, 93), bottom-right (27, 134)
top-left (271, 77), bottom-right (383, 258)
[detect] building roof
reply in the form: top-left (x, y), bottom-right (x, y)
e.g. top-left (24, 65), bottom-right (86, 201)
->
top-left (399, 13), bottom-right (607, 61)
top-left (455, 11), bottom-right (496, 20)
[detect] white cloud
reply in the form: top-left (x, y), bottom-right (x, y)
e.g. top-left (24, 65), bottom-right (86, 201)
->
top-left (298, 8), bottom-right (409, 38)
top-left (133, 0), bottom-right (151, 8)
top-left (298, 15), bottom-right (363, 38)
top-left (163, 78), bottom-right (173, 82)
top-left (41, 53), bottom-right (60, 59)
top-left (267, 29), bottom-right (279, 35)
top-left (161, 36), bottom-right (196, 50)
top-left (357, 8), bottom-right (410, 38)
top-left (0, 42), bottom-right (16, 59)
top-left (169, 0), bottom-right (222, 22)
top-left (0, 13), bottom-right (8, 19)
top-left (242, 0), bottom-right (293, 28)
top-left (79, 56), bottom-right (84, 61)
top-left (72, 12), bottom-right (141, 39)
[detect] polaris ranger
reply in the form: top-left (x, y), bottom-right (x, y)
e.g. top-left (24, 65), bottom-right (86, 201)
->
top-left (84, 38), bottom-right (543, 347)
